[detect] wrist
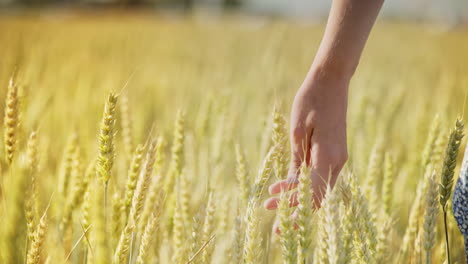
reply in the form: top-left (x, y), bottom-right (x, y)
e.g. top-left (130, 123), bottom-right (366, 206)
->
top-left (301, 63), bottom-right (351, 96)
top-left (309, 58), bottom-right (357, 84)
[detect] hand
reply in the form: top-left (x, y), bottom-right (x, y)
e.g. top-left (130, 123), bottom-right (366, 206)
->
top-left (264, 68), bottom-right (349, 233)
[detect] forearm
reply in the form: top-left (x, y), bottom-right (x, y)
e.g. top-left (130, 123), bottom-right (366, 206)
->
top-left (308, 0), bottom-right (384, 82)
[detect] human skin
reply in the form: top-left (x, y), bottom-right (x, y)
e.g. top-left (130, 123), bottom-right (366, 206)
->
top-left (263, 0), bottom-right (385, 233)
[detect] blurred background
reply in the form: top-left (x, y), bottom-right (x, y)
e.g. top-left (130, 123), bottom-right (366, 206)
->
top-left (0, 0), bottom-right (468, 26)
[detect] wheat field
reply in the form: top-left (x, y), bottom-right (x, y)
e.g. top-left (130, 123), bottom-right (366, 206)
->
top-left (1, 11), bottom-right (468, 264)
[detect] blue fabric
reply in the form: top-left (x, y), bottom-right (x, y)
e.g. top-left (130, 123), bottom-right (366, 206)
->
top-left (453, 143), bottom-right (468, 262)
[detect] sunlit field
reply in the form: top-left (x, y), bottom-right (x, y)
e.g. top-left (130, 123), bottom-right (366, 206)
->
top-left (1, 11), bottom-right (468, 264)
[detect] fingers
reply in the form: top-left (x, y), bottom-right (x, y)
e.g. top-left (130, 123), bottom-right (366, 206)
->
top-left (266, 155), bottom-right (339, 210)
top-left (289, 126), bottom-right (313, 177)
top-left (289, 102), bottom-right (315, 179)
top-left (264, 191), bottom-right (298, 210)
top-left (268, 179), bottom-right (299, 195)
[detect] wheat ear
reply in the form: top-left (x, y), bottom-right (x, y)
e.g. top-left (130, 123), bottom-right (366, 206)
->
top-left (130, 139), bottom-right (158, 224)
top-left (296, 163), bottom-right (313, 262)
top-left (439, 118), bottom-right (464, 264)
top-left (4, 76), bottom-right (19, 165)
top-left (136, 213), bottom-right (159, 264)
top-left (278, 191), bottom-right (297, 264)
top-left (164, 110), bottom-right (185, 194)
top-left (96, 92), bottom-right (118, 186)
top-left (26, 208), bottom-right (47, 264)
top-left (422, 115), bottom-right (441, 172)
top-left (200, 192), bottom-right (216, 264)
top-left (243, 199), bottom-right (263, 264)
top-left (382, 152), bottom-right (394, 217)
top-left (423, 170), bottom-right (439, 264)
top-left (123, 144), bottom-right (145, 217)
top-left (272, 106), bottom-right (288, 179)
top-left (120, 93), bottom-right (134, 159)
top-left (235, 143), bottom-right (250, 206)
